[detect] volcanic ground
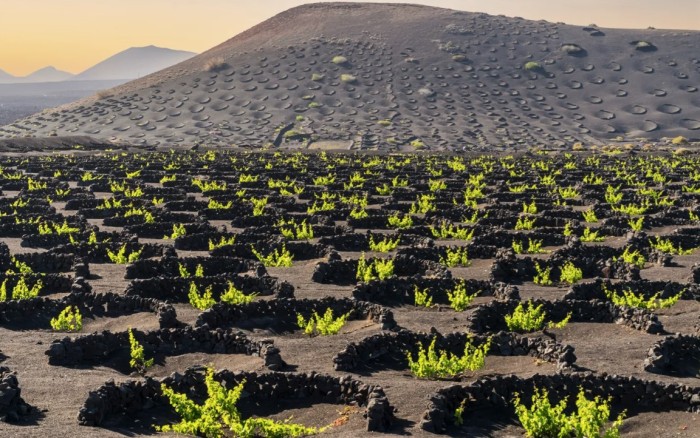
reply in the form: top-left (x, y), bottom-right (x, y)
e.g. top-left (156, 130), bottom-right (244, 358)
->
top-left (0, 149), bottom-right (697, 437)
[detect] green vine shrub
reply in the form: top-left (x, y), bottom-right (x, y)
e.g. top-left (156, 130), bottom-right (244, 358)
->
top-left (251, 244), bottom-right (294, 267)
top-left (0, 277), bottom-right (43, 300)
top-left (406, 336), bottom-right (491, 379)
top-left (50, 305), bottom-right (83, 332)
top-left (505, 301), bottom-right (571, 333)
top-left (447, 281), bottom-right (477, 311)
top-left (107, 244), bottom-right (142, 264)
top-left (156, 367), bottom-right (323, 437)
top-left (296, 308), bottom-right (349, 336)
top-left (128, 328), bottom-right (154, 373)
top-left (356, 253), bottom-right (394, 282)
top-left (603, 286), bottom-right (683, 310)
top-left (414, 286), bottom-right (433, 307)
top-left (188, 283), bottom-right (216, 310)
top-left (513, 387), bottom-right (625, 438)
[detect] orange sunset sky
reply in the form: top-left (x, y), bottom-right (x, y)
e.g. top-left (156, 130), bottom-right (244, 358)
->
top-left (1, 0), bottom-right (698, 76)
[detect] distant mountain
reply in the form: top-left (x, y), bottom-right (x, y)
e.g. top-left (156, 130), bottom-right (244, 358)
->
top-left (0, 69), bottom-right (15, 83)
top-left (0, 46), bottom-right (194, 84)
top-left (22, 66), bottom-right (73, 83)
top-left (0, 66), bottom-right (73, 84)
top-left (72, 45), bottom-right (196, 81)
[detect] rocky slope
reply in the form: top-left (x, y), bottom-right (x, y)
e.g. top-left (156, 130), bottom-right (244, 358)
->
top-left (1, 2), bottom-right (698, 150)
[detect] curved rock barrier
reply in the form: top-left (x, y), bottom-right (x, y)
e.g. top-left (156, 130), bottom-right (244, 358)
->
top-left (173, 230), bottom-right (283, 251)
top-left (472, 228), bottom-right (567, 248)
top-left (103, 211), bottom-right (194, 227)
top-left (78, 366), bottom-right (393, 431)
top-left (395, 244), bottom-right (499, 261)
top-left (20, 233), bottom-right (88, 249)
top-left (124, 256), bottom-right (262, 279)
top-left (318, 232), bottom-right (432, 252)
top-left (210, 240), bottom-right (332, 261)
top-left (313, 254), bottom-right (449, 285)
top-left (124, 274), bottom-right (294, 302)
top-left (249, 223), bottom-right (353, 238)
top-left (333, 329), bottom-right (576, 372)
top-left (196, 297), bottom-right (396, 331)
top-left (420, 372), bottom-right (700, 433)
top-left (566, 278), bottom-right (699, 301)
top-left (12, 252), bottom-right (75, 273)
top-left (644, 334), bottom-right (700, 375)
top-left (468, 299), bottom-right (663, 334)
top-left (0, 272), bottom-right (72, 295)
top-left (0, 291), bottom-right (177, 328)
top-left (0, 224), bottom-right (39, 239)
top-left (352, 278), bottom-right (518, 305)
top-left (68, 291), bottom-right (179, 328)
top-left (124, 221), bottom-right (216, 239)
top-left (0, 296), bottom-right (67, 326)
top-left (162, 199), bottom-right (208, 212)
top-left (48, 241), bottom-right (164, 263)
top-left (46, 326), bottom-right (285, 371)
top-left (489, 241), bottom-right (640, 284)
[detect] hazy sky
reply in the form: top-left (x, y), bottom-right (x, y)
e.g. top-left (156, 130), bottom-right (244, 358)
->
top-left (1, 0), bottom-right (698, 76)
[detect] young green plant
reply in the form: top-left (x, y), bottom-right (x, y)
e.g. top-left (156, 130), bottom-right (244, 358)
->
top-left (505, 301), bottom-right (571, 333)
top-left (447, 281), bottom-right (477, 311)
top-left (406, 336), bottom-right (491, 379)
top-left (296, 308), bottom-right (349, 336)
top-left (106, 245), bottom-right (142, 264)
top-left (356, 253), bottom-right (395, 282)
top-left (128, 328), bottom-right (154, 373)
top-left (50, 305), bottom-right (82, 332)
top-left (251, 244), bottom-right (294, 267)
top-left (414, 286), bottom-right (434, 308)
top-left (156, 367), bottom-right (322, 437)
top-left (369, 235), bottom-right (400, 252)
top-left (188, 283), bottom-right (216, 310)
top-left (603, 286), bottom-right (683, 310)
top-left (440, 247), bottom-right (471, 267)
top-left (513, 387), bottom-right (625, 438)
top-left (559, 261), bottom-right (583, 285)
top-left (533, 261), bottom-right (553, 286)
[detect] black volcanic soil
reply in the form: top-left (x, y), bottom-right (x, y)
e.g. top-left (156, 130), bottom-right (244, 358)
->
top-left (0, 149), bottom-right (699, 437)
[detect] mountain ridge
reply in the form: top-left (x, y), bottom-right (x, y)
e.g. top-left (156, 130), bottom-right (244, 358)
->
top-left (0, 46), bottom-right (196, 84)
top-left (71, 45), bottom-right (196, 81)
top-left (0, 66), bottom-right (73, 84)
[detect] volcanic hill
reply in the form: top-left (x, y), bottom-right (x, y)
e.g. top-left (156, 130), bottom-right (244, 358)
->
top-left (1, 2), bottom-right (698, 150)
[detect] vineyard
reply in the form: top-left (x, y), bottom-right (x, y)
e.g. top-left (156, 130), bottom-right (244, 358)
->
top-left (0, 149), bottom-right (698, 436)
